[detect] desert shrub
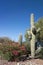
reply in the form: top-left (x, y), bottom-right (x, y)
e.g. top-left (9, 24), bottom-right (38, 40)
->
top-left (0, 50), bottom-right (3, 55)
top-left (0, 43), bottom-right (30, 61)
top-left (0, 45), bottom-right (14, 61)
top-left (19, 45), bottom-right (26, 55)
top-left (38, 48), bottom-right (43, 59)
top-left (12, 50), bottom-right (19, 56)
top-left (12, 50), bottom-right (20, 61)
top-left (36, 48), bottom-right (43, 59)
top-left (0, 50), bottom-right (13, 61)
top-left (3, 51), bottom-right (13, 61)
top-left (12, 46), bottom-right (20, 50)
top-left (11, 45), bottom-right (26, 61)
top-left (25, 43), bottom-right (31, 54)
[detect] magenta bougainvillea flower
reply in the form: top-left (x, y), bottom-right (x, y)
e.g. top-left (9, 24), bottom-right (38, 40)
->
top-left (12, 50), bottom-right (19, 56)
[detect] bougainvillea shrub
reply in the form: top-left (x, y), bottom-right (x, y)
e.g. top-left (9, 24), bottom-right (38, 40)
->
top-left (19, 45), bottom-right (26, 55)
top-left (12, 50), bottom-right (19, 56)
top-left (0, 42), bottom-right (30, 61)
top-left (11, 45), bottom-right (27, 61)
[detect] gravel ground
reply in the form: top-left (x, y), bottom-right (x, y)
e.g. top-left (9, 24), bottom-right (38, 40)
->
top-left (0, 59), bottom-right (43, 65)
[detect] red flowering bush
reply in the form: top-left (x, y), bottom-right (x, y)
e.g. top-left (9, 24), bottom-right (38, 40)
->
top-left (19, 46), bottom-right (26, 54)
top-left (19, 46), bottom-right (26, 51)
top-left (12, 50), bottom-right (19, 56)
top-left (11, 45), bottom-right (26, 61)
top-left (12, 50), bottom-right (20, 61)
top-left (0, 44), bottom-right (28, 61)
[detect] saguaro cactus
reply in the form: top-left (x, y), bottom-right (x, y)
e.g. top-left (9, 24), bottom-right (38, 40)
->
top-left (18, 33), bottom-right (22, 45)
top-left (27, 14), bottom-right (36, 58)
top-left (26, 13), bottom-right (41, 58)
top-left (30, 13), bottom-right (36, 58)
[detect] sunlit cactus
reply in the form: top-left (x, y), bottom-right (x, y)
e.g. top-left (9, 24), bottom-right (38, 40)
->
top-left (18, 33), bottom-right (22, 45)
top-left (27, 30), bottom-right (32, 41)
top-left (36, 28), bottom-right (41, 33)
top-left (27, 13), bottom-right (41, 58)
top-left (30, 13), bottom-right (36, 58)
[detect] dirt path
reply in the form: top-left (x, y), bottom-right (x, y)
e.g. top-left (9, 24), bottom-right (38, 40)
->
top-left (0, 59), bottom-right (43, 65)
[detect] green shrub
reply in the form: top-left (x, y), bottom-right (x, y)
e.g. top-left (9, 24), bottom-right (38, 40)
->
top-left (25, 43), bottom-right (31, 54)
top-left (38, 48), bottom-right (43, 59)
top-left (36, 48), bottom-right (43, 59)
top-left (3, 51), bottom-right (13, 61)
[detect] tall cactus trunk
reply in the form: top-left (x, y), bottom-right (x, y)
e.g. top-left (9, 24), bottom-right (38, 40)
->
top-left (30, 14), bottom-right (36, 58)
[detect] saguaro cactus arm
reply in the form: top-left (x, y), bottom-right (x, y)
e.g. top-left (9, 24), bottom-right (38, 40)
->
top-left (27, 30), bottom-right (32, 40)
top-left (36, 28), bottom-right (41, 33)
top-left (32, 27), bottom-right (36, 35)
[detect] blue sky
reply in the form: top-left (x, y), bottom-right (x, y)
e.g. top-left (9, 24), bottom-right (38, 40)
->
top-left (0, 0), bottom-right (43, 41)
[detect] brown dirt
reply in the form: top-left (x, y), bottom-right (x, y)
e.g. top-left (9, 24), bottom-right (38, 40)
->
top-left (0, 59), bottom-right (43, 65)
